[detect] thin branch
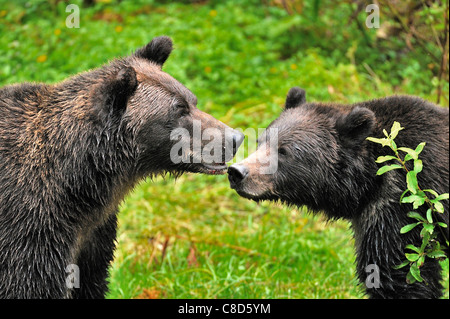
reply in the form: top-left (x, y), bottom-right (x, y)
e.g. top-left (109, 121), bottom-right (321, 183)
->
top-left (394, 151), bottom-right (449, 247)
top-left (380, 0), bottom-right (441, 63)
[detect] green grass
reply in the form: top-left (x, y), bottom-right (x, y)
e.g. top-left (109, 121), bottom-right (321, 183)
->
top-left (0, 0), bottom-right (448, 299)
top-left (108, 175), bottom-right (362, 299)
top-left (108, 174), bottom-right (448, 299)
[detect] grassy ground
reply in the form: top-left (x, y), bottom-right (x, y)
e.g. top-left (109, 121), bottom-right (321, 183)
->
top-left (109, 175), bottom-right (362, 298)
top-left (0, 0), bottom-right (448, 299)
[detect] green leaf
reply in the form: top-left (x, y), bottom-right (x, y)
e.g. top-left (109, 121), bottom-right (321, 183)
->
top-left (414, 142), bottom-right (426, 156)
top-left (420, 231), bottom-right (431, 249)
top-left (405, 244), bottom-right (420, 253)
top-left (413, 198), bottom-right (426, 210)
top-left (423, 223), bottom-right (434, 234)
top-left (401, 194), bottom-right (423, 203)
top-left (413, 159), bottom-right (422, 174)
top-left (399, 189), bottom-right (411, 203)
top-left (400, 222), bottom-right (420, 234)
top-left (406, 253), bottom-right (419, 262)
top-left (407, 211), bottom-right (426, 222)
top-left (427, 250), bottom-right (447, 259)
top-left (375, 155), bottom-right (398, 163)
top-left (435, 193), bottom-right (449, 201)
top-left (420, 225), bottom-right (430, 237)
top-left (406, 171), bottom-right (419, 194)
top-left (434, 201), bottom-right (444, 214)
top-left (398, 147), bottom-right (418, 160)
top-left (416, 190), bottom-right (426, 198)
top-left (390, 139), bottom-right (397, 151)
top-left (393, 260), bottom-right (410, 269)
top-left (401, 194), bottom-right (426, 209)
top-left (409, 262), bottom-right (424, 282)
top-left (426, 209), bottom-right (433, 223)
top-left (366, 137), bottom-right (390, 147)
top-left (376, 164), bottom-right (402, 175)
top-left (406, 269), bottom-right (417, 284)
top-left (437, 222), bottom-right (448, 228)
top-left (417, 255), bottom-right (425, 268)
top-left (401, 195), bottom-right (421, 203)
top-left (383, 129), bottom-right (389, 137)
top-left (404, 153), bottom-right (413, 162)
top-left (390, 121), bottom-right (404, 139)
top-left (423, 189), bottom-right (439, 198)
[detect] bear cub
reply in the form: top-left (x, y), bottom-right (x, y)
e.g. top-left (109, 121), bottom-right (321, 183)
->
top-left (229, 87), bottom-right (449, 298)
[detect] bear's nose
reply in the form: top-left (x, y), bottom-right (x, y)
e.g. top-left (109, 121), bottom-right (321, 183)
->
top-left (232, 131), bottom-right (245, 155)
top-left (228, 164), bottom-right (248, 188)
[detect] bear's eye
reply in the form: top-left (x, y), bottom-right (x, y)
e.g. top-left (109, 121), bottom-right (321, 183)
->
top-left (175, 103), bottom-right (189, 116)
top-left (278, 147), bottom-right (288, 156)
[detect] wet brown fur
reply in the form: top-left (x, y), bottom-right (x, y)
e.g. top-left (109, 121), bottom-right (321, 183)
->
top-left (0, 37), bottom-right (242, 298)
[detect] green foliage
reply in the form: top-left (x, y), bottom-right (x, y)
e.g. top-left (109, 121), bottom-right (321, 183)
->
top-left (368, 122), bottom-right (449, 284)
top-left (108, 175), bottom-right (360, 298)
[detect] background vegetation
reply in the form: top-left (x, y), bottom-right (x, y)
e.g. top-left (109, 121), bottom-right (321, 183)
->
top-left (0, 0), bottom-right (448, 298)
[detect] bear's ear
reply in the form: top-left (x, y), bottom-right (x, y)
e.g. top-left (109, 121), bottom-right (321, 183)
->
top-left (93, 66), bottom-right (138, 120)
top-left (335, 106), bottom-right (376, 146)
top-left (134, 36), bottom-right (173, 66)
top-left (285, 87), bottom-right (306, 109)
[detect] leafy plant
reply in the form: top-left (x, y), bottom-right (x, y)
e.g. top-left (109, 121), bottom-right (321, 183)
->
top-left (367, 122), bottom-right (449, 284)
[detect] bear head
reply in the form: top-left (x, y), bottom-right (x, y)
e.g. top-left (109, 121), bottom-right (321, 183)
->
top-left (228, 87), bottom-right (376, 218)
top-left (89, 36), bottom-right (244, 178)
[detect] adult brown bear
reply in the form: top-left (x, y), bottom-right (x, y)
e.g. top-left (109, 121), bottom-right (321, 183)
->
top-left (0, 36), bottom-right (244, 298)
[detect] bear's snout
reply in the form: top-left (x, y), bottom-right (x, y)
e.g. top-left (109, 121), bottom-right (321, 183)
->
top-left (228, 164), bottom-right (249, 189)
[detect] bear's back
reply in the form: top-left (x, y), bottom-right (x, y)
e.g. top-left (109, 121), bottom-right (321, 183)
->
top-left (361, 96), bottom-right (448, 163)
top-left (362, 95), bottom-right (449, 132)
top-left (362, 95), bottom-right (449, 211)
top-left (0, 83), bottom-right (50, 140)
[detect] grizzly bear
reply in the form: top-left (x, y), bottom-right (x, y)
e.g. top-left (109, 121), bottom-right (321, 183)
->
top-left (0, 36), bottom-right (244, 298)
top-left (228, 87), bottom-right (449, 298)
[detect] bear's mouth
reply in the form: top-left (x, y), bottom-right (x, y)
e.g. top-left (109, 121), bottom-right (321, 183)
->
top-left (233, 188), bottom-right (278, 203)
top-left (201, 162), bottom-right (228, 175)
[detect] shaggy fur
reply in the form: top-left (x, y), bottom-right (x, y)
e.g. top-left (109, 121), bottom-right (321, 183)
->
top-left (0, 36), bottom-right (243, 298)
top-left (229, 87), bottom-right (449, 298)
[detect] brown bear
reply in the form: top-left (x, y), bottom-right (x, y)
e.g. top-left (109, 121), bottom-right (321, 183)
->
top-left (228, 87), bottom-right (449, 298)
top-left (0, 36), bottom-right (244, 298)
